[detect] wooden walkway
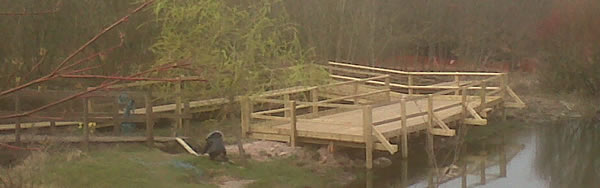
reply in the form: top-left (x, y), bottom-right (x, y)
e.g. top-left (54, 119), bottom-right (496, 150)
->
top-left (0, 134), bottom-right (179, 143)
top-left (242, 61), bottom-right (525, 168)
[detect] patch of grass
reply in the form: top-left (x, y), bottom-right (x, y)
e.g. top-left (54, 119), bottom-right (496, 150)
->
top-left (31, 144), bottom-right (343, 188)
top-left (40, 145), bottom-right (212, 188)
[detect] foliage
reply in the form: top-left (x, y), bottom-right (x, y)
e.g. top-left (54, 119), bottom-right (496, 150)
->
top-left (0, 0), bottom-right (157, 90)
top-left (151, 0), bottom-right (328, 102)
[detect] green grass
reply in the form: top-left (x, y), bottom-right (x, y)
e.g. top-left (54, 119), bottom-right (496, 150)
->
top-left (34, 144), bottom-right (343, 188)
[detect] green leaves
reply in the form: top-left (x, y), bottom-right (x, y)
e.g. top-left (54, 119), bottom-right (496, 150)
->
top-left (152, 0), bottom-right (325, 100)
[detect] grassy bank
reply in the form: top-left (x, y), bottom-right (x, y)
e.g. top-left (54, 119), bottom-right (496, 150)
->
top-left (1, 144), bottom-right (344, 188)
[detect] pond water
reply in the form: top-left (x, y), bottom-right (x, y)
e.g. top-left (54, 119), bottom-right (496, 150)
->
top-left (351, 118), bottom-right (600, 188)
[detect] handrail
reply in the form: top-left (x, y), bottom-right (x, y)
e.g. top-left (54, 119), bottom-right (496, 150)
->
top-left (328, 61), bottom-right (505, 76)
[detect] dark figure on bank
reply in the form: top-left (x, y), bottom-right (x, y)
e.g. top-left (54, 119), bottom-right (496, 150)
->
top-left (202, 131), bottom-right (228, 161)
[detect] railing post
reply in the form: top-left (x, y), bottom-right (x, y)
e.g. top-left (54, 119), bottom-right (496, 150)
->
top-left (183, 100), bottom-right (190, 137)
top-left (82, 97), bottom-right (90, 151)
top-left (400, 98), bottom-right (408, 159)
top-left (240, 96), bottom-right (250, 138)
top-left (385, 76), bottom-right (391, 102)
top-left (480, 81), bottom-right (487, 108)
top-left (14, 94), bottom-right (21, 145)
top-left (145, 92), bottom-right (154, 147)
top-left (311, 88), bottom-right (319, 117)
top-left (284, 94), bottom-right (290, 117)
top-left (174, 76), bottom-right (183, 136)
top-left (363, 105), bottom-right (373, 169)
top-left (501, 74), bottom-right (508, 120)
top-left (289, 100), bottom-right (297, 148)
top-left (454, 75), bottom-right (460, 95)
top-left (112, 96), bottom-right (121, 135)
top-left (408, 75), bottom-right (414, 95)
top-left (50, 121), bottom-right (56, 136)
top-left (353, 81), bottom-right (360, 104)
top-left (461, 87), bottom-right (468, 122)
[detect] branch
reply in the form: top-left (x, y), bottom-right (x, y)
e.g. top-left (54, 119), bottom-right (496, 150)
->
top-left (0, 1), bottom-right (154, 97)
top-left (0, 1), bottom-right (62, 16)
top-left (51, 1), bottom-right (153, 74)
top-left (59, 74), bottom-right (207, 82)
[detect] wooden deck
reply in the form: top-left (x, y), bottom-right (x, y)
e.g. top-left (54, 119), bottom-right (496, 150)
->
top-left (242, 61), bottom-right (526, 169)
top-left (272, 96), bottom-right (501, 143)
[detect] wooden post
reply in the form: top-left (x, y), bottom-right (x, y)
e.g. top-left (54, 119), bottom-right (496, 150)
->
top-left (353, 81), bottom-right (359, 104)
top-left (240, 97), bottom-right (250, 138)
top-left (50, 121), bottom-right (56, 136)
top-left (14, 94), bottom-right (21, 145)
top-left (145, 92), bottom-right (154, 147)
top-left (384, 76), bottom-right (391, 102)
top-left (311, 88), bottom-right (319, 117)
top-left (408, 75), bottom-right (414, 95)
top-left (183, 101), bottom-right (191, 137)
top-left (499, 144), bottom-right (507, 177)
top-left (461, 87), bottom-right (468, 122)
top-left (366, 170), bottom-right (374, 188)
top-left (289, 100), bottom-right (297, 147)
top-left (501, 74), bottom-right (508, 121)
top-left (480, 81), bottom-right (487, 108)
top-left (401, 160), bottom-right (408, 188)
top-left (82, 97), bottom-right (90, 151)
top-left (363, 105), bottom-right (373, 169)
top-left (284, 94), bottom-right (290, 117)
top-left (480, 158), bottom-right (486, 185)
top-left (461, 163), bottom-right (468, 188)
top-left (427, 169), bottom-right (435, 188)
top-left (112, 97), bottom-right (121, 135)
top-left (174, 76), bottom-right (183, 136)
top-left (426, 95), bottom-right (434, 167)
top-left (455, 75), bottom-right (460, 95)
top-left (400, 98), bottom-right (408, 159)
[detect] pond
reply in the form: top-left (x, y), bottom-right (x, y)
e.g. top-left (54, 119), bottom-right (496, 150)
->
top-left (350, 118), bottom-right (600, 188)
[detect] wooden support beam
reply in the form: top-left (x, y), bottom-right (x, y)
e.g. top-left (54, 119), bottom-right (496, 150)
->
top-left (464, 118), bottom-right (487, 126)
top-left (145, 92), bottom-right (154, 147)
top-left (426, 94), bottom-right (434, 165)
top-left (400, 98), bottom-right (408, 159)
top-left (430, 129), bottom-right (456, 137)
top-left (363, 105), bottom-right (373, 169)
top-left (506, 86), bottom-right (526, 109)
top-left (289, 100), bottom-right (297, 148)
top-left (372, 128), bottom-right (398, 154)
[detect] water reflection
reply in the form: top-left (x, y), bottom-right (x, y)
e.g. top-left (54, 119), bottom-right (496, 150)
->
top-left (356, 119), bottom-right (600, 188)
top-left (534, 119), bottom-right (600, 187)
